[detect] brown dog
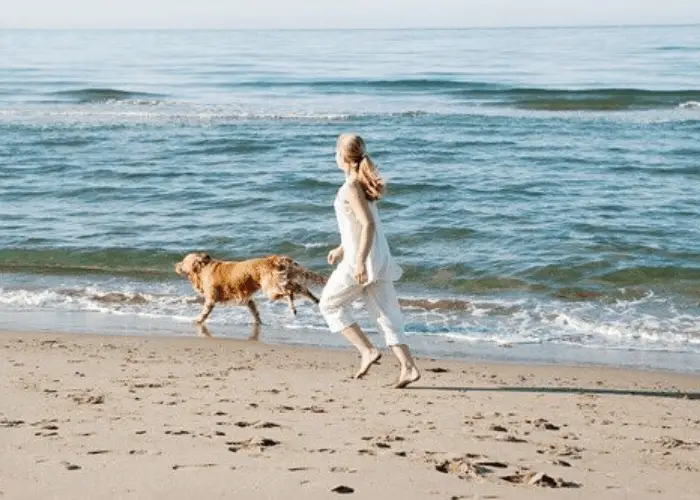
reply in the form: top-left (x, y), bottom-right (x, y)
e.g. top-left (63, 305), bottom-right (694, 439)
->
top-left (175, 252), bottom-right (326, 325)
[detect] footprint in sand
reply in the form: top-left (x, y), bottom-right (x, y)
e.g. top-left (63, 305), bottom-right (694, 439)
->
top-left (489, 424), bottom-right (508, 433)
top-left (425, 367), bottom-right (449, 373)
top-left (234, 420), bottom-right (281, 429)
top-left (533, 418), bottom-right (561, 431)
top-left (501, 470), bottom-right (580, 489)
top-left (172, 464), bottom-right (217, 470)
top-left (0, 419), bottom-right (25, 428)
top-left (498, 435), bottom-right (527, 443)
top-left (227, 437), bottom-right (280, 452)
top-left (331, 485), bottom-right (355, 494)
top-left (551, 459), bottom-right (572, 467)
top-left (301, 406), bottom-right (326, 414)
top-left (71, 393), bottom-right (105, 405)
top-left (659, 436), bottom-right (699, 450)
top-left (165, 430), bottom-right (191, 436)
top-left (330, 467), bottom-right (357, 474)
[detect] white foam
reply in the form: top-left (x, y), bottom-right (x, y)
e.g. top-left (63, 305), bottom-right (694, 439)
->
top-left (0, 105), bottom-right (357, 126)
top-left (1, 285), bottom-right (698, 354)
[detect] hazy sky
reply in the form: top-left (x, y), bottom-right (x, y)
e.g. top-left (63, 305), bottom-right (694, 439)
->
top-left (3, 0), bottom-right (700, 29)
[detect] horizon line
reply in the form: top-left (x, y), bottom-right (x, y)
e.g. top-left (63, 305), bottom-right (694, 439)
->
top-left (1, 22), bottom-right (699, 31)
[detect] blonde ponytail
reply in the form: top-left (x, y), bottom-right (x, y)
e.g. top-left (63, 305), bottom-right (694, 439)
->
top-left (337, 133), bottom-right (386, 201)
top-left (357, 154), bottom-right (385, 202)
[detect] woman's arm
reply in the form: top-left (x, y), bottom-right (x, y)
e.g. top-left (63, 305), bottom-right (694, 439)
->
top-left (346, 180), bottom-right (375, 283)
top-left (327, 245), bottom-right (344, 265)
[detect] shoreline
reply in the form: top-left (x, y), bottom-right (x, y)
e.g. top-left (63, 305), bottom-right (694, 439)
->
top-left (2, 330), bottom-right (699, 499)
top-left (3, 307), bottom-right (700, 376)
top-left (4, 328), bottom-right (700, 390)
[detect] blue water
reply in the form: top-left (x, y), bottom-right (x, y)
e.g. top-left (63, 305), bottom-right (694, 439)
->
top-left (1, 27), bottom-right (699, 371)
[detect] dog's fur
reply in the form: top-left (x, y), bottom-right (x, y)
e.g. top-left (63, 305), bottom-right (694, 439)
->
top-left (175, 252), bottom-right (327, 325)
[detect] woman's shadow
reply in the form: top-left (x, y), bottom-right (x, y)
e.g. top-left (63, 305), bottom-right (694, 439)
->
top-left (408, 383), bottom-right (700, 400)
top-left (196, 323), bottom-right (261, 341)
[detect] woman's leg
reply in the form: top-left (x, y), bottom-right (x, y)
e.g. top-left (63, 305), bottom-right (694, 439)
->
top-left (365, 281), bottom-right (421, 388)
top-left (390, 344), bottom-right (421, 389)
top-left (320, 267), bottom-right (381, 379)
top-left (340, 324), bottom-right (382, 379)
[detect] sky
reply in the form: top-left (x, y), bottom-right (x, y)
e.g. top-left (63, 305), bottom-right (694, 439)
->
top-left (3, 0), bottom-right (700, 29)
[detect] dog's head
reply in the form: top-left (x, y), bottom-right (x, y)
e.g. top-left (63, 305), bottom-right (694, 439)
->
top-left (175, 252), bottom-right (212, 276)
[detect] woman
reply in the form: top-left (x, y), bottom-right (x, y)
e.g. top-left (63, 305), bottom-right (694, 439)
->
top-left (320, 133), bottom-right (420, 389)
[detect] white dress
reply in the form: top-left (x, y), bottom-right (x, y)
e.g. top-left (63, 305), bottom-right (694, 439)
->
top-left (319, 179), bottom-right (406, 346)
top-left (333, 180), bottom-right (403, 284)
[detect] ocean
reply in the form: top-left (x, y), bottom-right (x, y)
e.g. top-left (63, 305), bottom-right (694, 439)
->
top-left (1, 26), bottom-right (699, 372)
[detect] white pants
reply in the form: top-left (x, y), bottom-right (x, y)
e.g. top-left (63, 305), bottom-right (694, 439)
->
top-left (320, 264), bottom-right (406, 346)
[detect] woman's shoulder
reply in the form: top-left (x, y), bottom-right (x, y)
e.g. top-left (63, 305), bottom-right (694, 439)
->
top-left (343, 178), bottom-right (366, 197)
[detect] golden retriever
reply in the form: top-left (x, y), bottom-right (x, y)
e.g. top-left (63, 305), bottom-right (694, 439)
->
top-left (175, 252), bottom-right (326, 325)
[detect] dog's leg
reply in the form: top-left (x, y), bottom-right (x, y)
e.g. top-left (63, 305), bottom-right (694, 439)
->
top-left (196, 299), bottom-right (215, 324)
top-left (293, 283), bottom-right (320, 304)
top-left (286, 291), bottom-right (297, 316)
top-left (248, 323), bottom-right (261, 341)
top-left (246, 300), bottom-right (262, 325)
top-left (197, 324), bottom-right (213, 338)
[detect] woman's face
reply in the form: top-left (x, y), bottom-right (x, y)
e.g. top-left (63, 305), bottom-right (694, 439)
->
top-left (335, 148), bottom-right (346, 171)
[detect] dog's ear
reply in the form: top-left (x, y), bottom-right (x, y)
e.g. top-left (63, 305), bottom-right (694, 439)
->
top-left (192, 253), bottom-right (212, 273)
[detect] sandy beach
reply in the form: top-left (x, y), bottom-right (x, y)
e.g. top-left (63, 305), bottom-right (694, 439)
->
top-left (1, 331), bottom-right (699, 500)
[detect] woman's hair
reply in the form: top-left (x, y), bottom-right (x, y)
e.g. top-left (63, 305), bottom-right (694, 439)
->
top-left (337, 134), bottom-right (385, 202)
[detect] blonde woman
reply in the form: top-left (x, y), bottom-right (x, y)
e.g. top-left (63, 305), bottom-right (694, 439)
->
top-left (320, 134), bottom-right (421, 389)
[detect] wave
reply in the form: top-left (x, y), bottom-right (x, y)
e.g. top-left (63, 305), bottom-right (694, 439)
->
top-left (3, 247), bottom-right (700, 300)
top-left (0, 107), bottom-right (424, 124)
top-left (0, 286), bottom-right (472, 313)
top-left (0, 247), bottom-right (331, 280)
top-left (216, 79), bottom-right (700, 111)
top-left (0, 247), bottom-right (185, 280)
top-left (47, 88), bottom-right (166, 104)
top-left (2, 285), bottom-right (698, 357)
top-left (23, 82), bottom-right (700, 114)
top-left (0, 81), bottom-right (696, 117)
top-left (596, 265), bottom-right (700, 286)
top-left (656, 45), bottom-right (700, 52)
top-left (223, 78), bottom-right (502, 93)
top-left (490, 88), bottom-right (700, 111)
top-left (400, 298), bottom-right (474, 311)
top-left (1, 101), bottom-right (696, 129)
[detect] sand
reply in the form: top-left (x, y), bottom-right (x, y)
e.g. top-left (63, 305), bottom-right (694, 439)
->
top-left (1, 330), bottom-right (699, 500)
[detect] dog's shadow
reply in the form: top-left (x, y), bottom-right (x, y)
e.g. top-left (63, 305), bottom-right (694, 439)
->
top-left (196, 323), bottom-right (261, 341)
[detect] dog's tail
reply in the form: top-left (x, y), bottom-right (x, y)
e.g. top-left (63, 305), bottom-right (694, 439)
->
top-left (276, 256), bottom-right (327, 286)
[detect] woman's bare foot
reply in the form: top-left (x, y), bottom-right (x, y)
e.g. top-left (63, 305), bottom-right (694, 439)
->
top-left (354, 348), bottom-right (382, 379)
top-left (394, 366), bottom-right (421, 389)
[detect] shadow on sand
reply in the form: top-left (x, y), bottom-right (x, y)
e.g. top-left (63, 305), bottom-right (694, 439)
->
top-left (191, 324), bottom-right (699, 399)
top-left (408, 385), bottom-right (700, 400)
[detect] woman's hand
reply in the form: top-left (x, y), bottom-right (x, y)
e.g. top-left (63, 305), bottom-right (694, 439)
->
top-left (327, 246), bottom-right (344, 265)
top-left (354, 261), bottom-right (368, 285)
